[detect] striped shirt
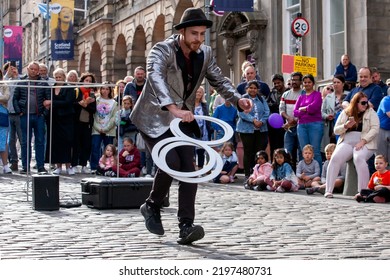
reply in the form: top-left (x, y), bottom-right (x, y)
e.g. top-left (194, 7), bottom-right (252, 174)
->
top-left (279, 89), bottom-right (303, 117)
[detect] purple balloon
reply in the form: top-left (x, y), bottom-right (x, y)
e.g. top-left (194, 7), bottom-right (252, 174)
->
top-left (268, 113), bottom-right (284, 129)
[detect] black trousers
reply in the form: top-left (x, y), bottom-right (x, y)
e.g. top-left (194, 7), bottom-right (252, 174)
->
top-left (71, 121), bottom-right (92, 167)
top-left (240, 130), bottom-right (268, 177)
top-left (141, 127), bottom-right (197, 226)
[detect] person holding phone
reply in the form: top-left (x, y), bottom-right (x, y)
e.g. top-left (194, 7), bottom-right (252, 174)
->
top-left (324, 92), bottom-right (379, 198)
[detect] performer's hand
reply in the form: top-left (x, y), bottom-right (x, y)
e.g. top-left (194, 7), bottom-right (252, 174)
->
top-left (238, 98), bottom-right (252, 113)
top-left (166, 104), bottom-right (194, 122)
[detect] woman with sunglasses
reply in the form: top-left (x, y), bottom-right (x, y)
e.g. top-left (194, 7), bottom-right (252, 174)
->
top-left (320, 74), bottom-right (349, 158)
top-left (324, 92), bottom-right (379, 198)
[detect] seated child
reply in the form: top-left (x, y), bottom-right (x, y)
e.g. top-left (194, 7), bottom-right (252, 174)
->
top-left (96, 144), bottom-right (117, 177)
top-left (306, 143), bottom-right (345, 195)
top-left (112, 137), bottom-right (141, 177)
top-left (354, 154), bottom-right (390, 203)
top-left (213, 142), bottom-right (239, 184)
top-left (244, 150), bottom-right (272, 191)
top-left (118, 95), bottom-right (138, 151)
top-left (269, 148), bottom-right (299, 192)
top-left (296, 144), bottom-right (321, 189)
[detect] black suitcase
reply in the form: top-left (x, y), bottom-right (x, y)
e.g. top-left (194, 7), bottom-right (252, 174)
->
top-left (81, 177), bottom-right (153, 209)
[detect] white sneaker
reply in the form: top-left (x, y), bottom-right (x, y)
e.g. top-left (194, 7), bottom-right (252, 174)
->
top-left (67, 167), bottom-right (75, 175)
top-left (3, 165), bottom-right (12, 174)
top-left (324, 192), bottom-right (334, 198)
top-left (81, 166), bottom-right (88, 174)
top-left (53, 168), bottom-right (62, 175)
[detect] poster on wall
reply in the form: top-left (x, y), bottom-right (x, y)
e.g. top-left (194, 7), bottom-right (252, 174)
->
top-left (50, 0), bottom-right (75, 60)
top-left (3, 26), bottom-right (23, 73)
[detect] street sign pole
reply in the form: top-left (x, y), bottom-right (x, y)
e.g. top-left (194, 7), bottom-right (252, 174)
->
top-left (291, 13), bottom-right (310, 56)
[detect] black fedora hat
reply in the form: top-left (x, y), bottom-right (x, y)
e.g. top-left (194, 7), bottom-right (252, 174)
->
top-left (174, 8), bottom-right (213, 30)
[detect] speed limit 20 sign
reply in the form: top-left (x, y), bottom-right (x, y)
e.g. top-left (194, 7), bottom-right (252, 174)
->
top-left (291, 17), bottom-right (310, 37)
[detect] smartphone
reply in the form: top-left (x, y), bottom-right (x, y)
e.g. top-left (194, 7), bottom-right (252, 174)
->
top-left (89, 91), bottom-right (96, 99)
top-left (349, 117), bottom-right (354, 122)
top-left (10, 61), bottom-right (16, 67)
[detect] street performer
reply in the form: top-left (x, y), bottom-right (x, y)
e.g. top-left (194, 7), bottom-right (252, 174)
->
top-left (131, 7), bottom-right (252, 245)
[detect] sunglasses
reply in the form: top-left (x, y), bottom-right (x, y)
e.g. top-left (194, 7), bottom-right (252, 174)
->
top-left (326, 87), bottom-right (334, 92)
top-left (359, 101), bottom-right (368, 106)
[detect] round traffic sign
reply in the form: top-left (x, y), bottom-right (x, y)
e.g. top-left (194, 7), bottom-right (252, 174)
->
top-left (291, 17), bottom-right (310, 37)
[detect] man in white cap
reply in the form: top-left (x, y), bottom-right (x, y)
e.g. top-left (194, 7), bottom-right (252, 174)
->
top-left (131, 7), bottom-right (252, 244)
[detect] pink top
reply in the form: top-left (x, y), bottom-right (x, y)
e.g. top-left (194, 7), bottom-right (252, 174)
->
top-left (99, 156), bottom-right (115, 170)
top-left (249, 162), bottom-right (272, 181)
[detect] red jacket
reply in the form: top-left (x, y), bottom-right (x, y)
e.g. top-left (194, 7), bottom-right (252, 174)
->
top-left (118, 147), bottom-right (141, 171)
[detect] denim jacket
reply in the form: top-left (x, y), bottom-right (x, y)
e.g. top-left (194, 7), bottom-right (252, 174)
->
top-left (236, 93), bottom-right (270, 133)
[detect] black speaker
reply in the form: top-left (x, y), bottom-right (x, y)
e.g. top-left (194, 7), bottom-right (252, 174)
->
top-left (32, 174), bottom-right (60, 211)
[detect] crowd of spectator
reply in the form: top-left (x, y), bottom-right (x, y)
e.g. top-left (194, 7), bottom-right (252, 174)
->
top-left (1, 53), bottom-right (390, 203)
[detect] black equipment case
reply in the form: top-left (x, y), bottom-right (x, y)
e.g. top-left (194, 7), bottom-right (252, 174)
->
top-left (81, 177), bottom-right (153, 209)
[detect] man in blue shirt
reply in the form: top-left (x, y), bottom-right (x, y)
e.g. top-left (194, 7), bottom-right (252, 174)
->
top-left (334, 54), bottom-right (357, 91)
top-left (343, 67), bottom-right (383, 111)
top-left (237, 65), bottom-right (270, 98)
top-left (372, 67), bottom-right (388, 96)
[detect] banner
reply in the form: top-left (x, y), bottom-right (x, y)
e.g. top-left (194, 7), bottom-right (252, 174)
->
top-left (3, 26), bottom-right (23, 73)
top-left (50, 0), bottom-right (75, 60)
top-left (214, 0), bottom-right (254, 12)
top-left (282, 54), bottom-right (317, 77)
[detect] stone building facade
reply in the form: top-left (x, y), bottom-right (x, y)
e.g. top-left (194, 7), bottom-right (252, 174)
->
top-left (1, 0), bottom-right (390, 86)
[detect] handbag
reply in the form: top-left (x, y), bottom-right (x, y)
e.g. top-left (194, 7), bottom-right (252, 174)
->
top-left (135, 133), bottom-right (146, 151)
top-left (0, 109), bottom-right (9, 127)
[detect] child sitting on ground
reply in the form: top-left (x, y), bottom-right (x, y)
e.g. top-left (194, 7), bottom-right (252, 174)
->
top-left (112, 137), bottom-right (141, 177)
top-left (354, 154), bottom-right (390, 203)
top-left (306, 143), bottom-right (345, 195)
top-left (213, 142), bottom-right (239, 184)
top-left (96, 144), bottom-right (117, 177)
top-left (244, 150), bottom-right (272, 191)
top-left (269, 148), bottom-right (299, 192)
top-left (296, 144), bottom-right (321, 189)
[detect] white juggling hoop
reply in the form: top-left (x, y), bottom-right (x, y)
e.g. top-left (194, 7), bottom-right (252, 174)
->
top-left (151, 116), bottom-right (234, 183)
top-left (170, 115), bottom-right (234, 147)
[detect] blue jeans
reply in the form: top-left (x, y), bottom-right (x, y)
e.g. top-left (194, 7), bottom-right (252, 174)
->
top-left (90, 134), bottom-right (114, 170)
top-left (8, 114), bottom-right (22, 164)
top-left (284, 126), bottom-right (301, 170)
top-left (20, 114), bottom-right (45, 170)
top-left (297, 121), bottom-right (324, 169)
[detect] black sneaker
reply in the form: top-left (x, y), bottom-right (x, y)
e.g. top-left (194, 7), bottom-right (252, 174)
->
top-left (38, 167), bottom-right (48, 174)
top-left (20, 168), bottom-right (29, 174)
top-left (140, 203), bottom-right (164, 235)
top-left (317, 187), bottom-right (325, 195)
top-left (177, 224), bottom-right (205, 245)
top-left (306, 187), bottom-right (316, 195)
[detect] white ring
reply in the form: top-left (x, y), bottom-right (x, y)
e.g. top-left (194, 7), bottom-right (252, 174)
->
top-left (152, 117), bottom-right (233, 183)
top-left (173, 155), bottom-right (223, 183)
top-left (152, 138), bottom-right (215, 178)
top-left (170, 115), bottom-right (234, 147)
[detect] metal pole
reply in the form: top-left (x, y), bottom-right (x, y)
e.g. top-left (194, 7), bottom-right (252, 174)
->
top-left (0, 3), bottom-right (4, 69)
top-left (204, 0), bottom-right (210, 108)
top-left (46, 0), bottom-right (50, 67)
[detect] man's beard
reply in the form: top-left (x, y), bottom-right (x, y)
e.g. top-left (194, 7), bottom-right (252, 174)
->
top-left (184, 39), bottom-right (201, 52)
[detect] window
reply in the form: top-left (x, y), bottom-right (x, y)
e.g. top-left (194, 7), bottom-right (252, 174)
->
top-left (323, 0), bottom-right (345, 78)
top-left (284, 0), bottom-right (301, 55)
